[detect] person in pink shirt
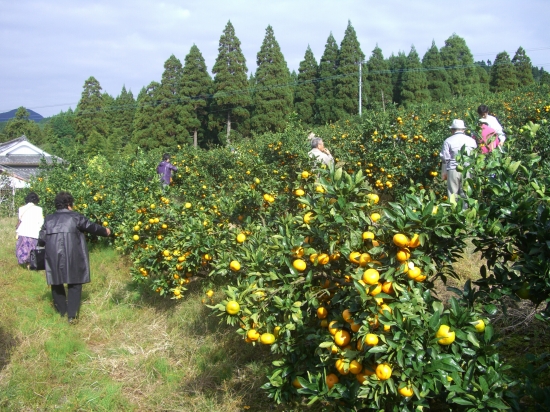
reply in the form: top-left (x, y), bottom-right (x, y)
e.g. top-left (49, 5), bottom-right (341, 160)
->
top-left (478, 119), bottom-right (500, 154)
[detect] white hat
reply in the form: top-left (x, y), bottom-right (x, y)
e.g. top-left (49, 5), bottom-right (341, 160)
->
top-left (449, 119), bottom-right (466, 129)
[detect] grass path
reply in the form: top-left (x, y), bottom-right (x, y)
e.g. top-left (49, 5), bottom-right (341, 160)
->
top-left (0, 217), bottom-right (273, 411)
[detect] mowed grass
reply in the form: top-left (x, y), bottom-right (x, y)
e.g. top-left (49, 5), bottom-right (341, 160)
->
top-left (0, 217), bottom-right (274, 411)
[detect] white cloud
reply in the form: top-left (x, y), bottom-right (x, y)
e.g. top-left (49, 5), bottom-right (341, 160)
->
top-left (0, 0), bottom-right (548, 116)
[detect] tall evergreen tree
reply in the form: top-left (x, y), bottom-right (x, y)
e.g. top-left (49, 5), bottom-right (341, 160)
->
top-left (477, 65), bottom-right (490, 87)
top-left (439, 34), bottom-right (480, 96)
top-left (422, 41), bottom-right (451, 102)
top-left (112, 86), bottom-right (136, 146)
top-left (2, 107), bottom-right (43, 144)
top-left (250, 25), bottom-right (293, 134)
top-left (180, 45), bottom-right (212, 148)
top-left (388, 52), bottom-right (407, 104)
top-left (155, 55), bottom-right (186, 148)
top-left (400, 46), bottom-right (430, 106)
top-left (74, 76), bottom-right (108, 144)
top-left (512, 47), bottom-right (535, 87)
top-left (131, 82), bottom-right (162, 150)
top-left (316, 33), bottom-right (339, 124)
top-left (334, 21), bottom-right (365, 119)
top-left (366, 45), bottom-right (392, 108)
top-left (84, 130), bottom-right (106, 158)
top-left (490, 51), bottom-right (518, 92)
top-left (211, 21), bottom-right (251, 144)
top-left (294, 46), bottom-right (319, 124)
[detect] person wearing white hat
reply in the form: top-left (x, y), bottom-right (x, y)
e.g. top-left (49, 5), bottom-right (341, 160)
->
top-left (440, 119), bottom-right (477, 202)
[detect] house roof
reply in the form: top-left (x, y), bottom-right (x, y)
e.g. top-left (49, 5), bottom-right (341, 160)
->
top-left (0, 135), bottom-right (62, 166)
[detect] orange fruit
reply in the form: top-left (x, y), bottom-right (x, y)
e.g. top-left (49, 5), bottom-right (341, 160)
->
top-left (407, 267), bottom-right (421, 280)
top-left (409, 233), bottom-right (421, 248)
top-left (367, 193), bottom-right (379, 204)
top-left (334, 330), bottom-right (351, 347)
top-left (370, 212), bottom-right (381, 222)
top-left (317, 307), bottom-right (328, 319)
top-left (229, 260), bottom-right (241, 271)
top-left (326, 373), bottom-right (339, 389)
top-left (292, 377), bottom-right (303, 389)
top-left (350, 321), bottom-right (361, 332)
top-left (291, 246), bottom-right (304, 257)
top-left (381, 281), bottom-right (394, 294)
top-left (396, 248), bottom-right (411, 262)
top-left (247, 329), bottom-right (260, 341)
top-left (318, 253), bottom-right (330, 265)
top-left (292, 259), bottom-right (307, 272)
top-left (362, 268), bottom-right (380, 285)
top-left (349, 360), bottom-right (363, 375)
top-left (301, 171), bottom-right (310, 179)
top-left (295, 189), bottom-right (305, 196)
top-left (342, 309), bottom-right (353, 323)
top-left (260, 333), bottom-right (275, 345)
top-left (236, 233), bottom-right (246, 243)
top-left (328, 321), bottom-right (339, 335)
top-left (393, 233), bottom-right (410, 248)
top-left (303, 212), bottom-right (314, 224)
top-left (365, 333), bottom-right (379, 346)
top-left (349, 251), bottom-right (361, 264)
top-left (436, 325), bottom-right (455, 345)
top-left (335, 359), bottom-right (349, 375)
top-left (309, 253), bottom-right (318, 263)
top-left (399, 385), bottom-right (414, 397)
top-left (375, 363), bottom-right (392, 380)
top-left (226, 301), bottom-right (240, 315)
top-left (379, 304), bottom-right (392, 315)
top-left (369, 282), bottom-right (382, 296)
top-left (362, 231), bottom-right (375, 240)
top-left (359, 253), bottom-right (372, 267)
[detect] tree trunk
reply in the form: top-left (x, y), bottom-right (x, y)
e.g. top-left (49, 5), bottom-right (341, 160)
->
top-left (193, 129), bottom-right (198, 148)
top-left (226, 112), bottom-right (231, 146)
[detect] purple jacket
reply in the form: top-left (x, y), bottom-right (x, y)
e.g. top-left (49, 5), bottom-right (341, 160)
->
top-left (157, 161), bottom-right (178, 185)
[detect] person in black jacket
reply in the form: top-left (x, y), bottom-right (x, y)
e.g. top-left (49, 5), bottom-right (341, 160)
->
top-left (39, 192), bottom-right (111, 324)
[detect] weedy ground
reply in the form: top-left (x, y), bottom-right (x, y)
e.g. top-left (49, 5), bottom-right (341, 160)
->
top-left (0, 217), bottom-right (548, 411)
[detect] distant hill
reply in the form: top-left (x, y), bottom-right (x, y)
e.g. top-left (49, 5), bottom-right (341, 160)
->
top-left (0, 108), bottom-right (44, 122)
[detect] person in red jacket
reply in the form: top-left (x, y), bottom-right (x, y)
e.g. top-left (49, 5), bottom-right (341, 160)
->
top-left (39, 192), bottom-right (111, 324)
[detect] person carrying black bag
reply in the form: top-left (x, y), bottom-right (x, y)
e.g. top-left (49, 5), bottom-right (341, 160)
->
top-left (38, 192), bottom-right (111, 324)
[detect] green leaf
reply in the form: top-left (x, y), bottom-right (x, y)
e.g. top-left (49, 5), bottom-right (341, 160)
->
top-left (429, 310), bottom-right (441, 331)
top-left (484, 304), bottom-right (498, 315)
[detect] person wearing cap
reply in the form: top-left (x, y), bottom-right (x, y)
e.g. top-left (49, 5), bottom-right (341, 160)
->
top-left (478, 119), bottom-right (500, 154)
top-left (308, 137), bottom-right (334, 166)
top-left (477, 105), bottom-right (505, 145)
top-left (440, 119), bottom-right (477, 201)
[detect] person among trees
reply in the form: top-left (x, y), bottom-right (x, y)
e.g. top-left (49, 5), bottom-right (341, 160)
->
top-left (477, 105), bottom-right (505, 145)
top-left (477, 119), bottom-right (500, 154)
top-left (156, 153), bottom-right (178, 188)
top-left (440, 119), bottom-right (477, 201)
top-left (308, 137), bottom-right (334, 166)
top-left (38, 191), bottom-right (111, 324)
top-left (15, 192), bottom-right (44, 269)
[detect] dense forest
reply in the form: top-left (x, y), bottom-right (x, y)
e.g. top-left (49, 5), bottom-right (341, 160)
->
top-left (1, 20), bottom-right (548, 159)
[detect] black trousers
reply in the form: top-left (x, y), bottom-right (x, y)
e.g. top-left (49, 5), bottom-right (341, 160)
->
top-left (51, 284), bottom-right (82, 319)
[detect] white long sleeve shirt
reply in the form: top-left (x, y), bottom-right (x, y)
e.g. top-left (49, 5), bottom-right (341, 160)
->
top-left (484, 115), bottom-right (505, 142)
top-left (16, 203), bottom-right (44, 239)
top-left (440, 132), bottom-right (477, 171)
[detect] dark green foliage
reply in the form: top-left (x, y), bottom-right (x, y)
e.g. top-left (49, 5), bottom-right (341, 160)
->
top-left (477, 65), bottom-right (490, 87)
top-left (131, 82), bottom-right (162, 150)
top-left (532, 66), bottom-right (550, 84)
top-left (155, 55), bottom-right (186, 147)
top-left (490, 51), bottom-right (518, 92)
top-left (40, 109), bottom-right (77, 156)
top-left (250, 25), bottom-right (293, 134)
top-left (388, 51), bottom-right (407, 104)
top-left (316, 33), bottom-right (339, 124)
top-left (180, 45), bottom-right (212, 148)
top-left (112, 86), bottom-right (136, 147)
top-left (74, 76), bottom-right (108, 144)
top-left (294, 46), bottom-right (318, 124)
top-left (440, 34), bottom-right (480, 96)
top-left (334, 21), bottom-right (365, 119)
top-left (211, 21), bottom-right (252, 144)
top-left (1, 107), bottom-right (43, 144)
top-left (422, 41), bottom-right (451, 102)
top-left (366, 45), bottom-right (392, 108)
top-left (512, 47), bottom-right (534, 87)
top-left (85, 129), bottom-right (106, 157)
top-left (400, 46), bottom-right (430, 106)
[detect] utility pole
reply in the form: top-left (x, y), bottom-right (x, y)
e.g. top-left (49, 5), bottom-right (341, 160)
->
top-left (359, 60), bottom-right (362, 116)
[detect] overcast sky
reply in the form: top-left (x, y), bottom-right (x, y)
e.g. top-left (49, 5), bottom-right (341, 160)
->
top-left (1, 0), bottom-right (549, 118)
